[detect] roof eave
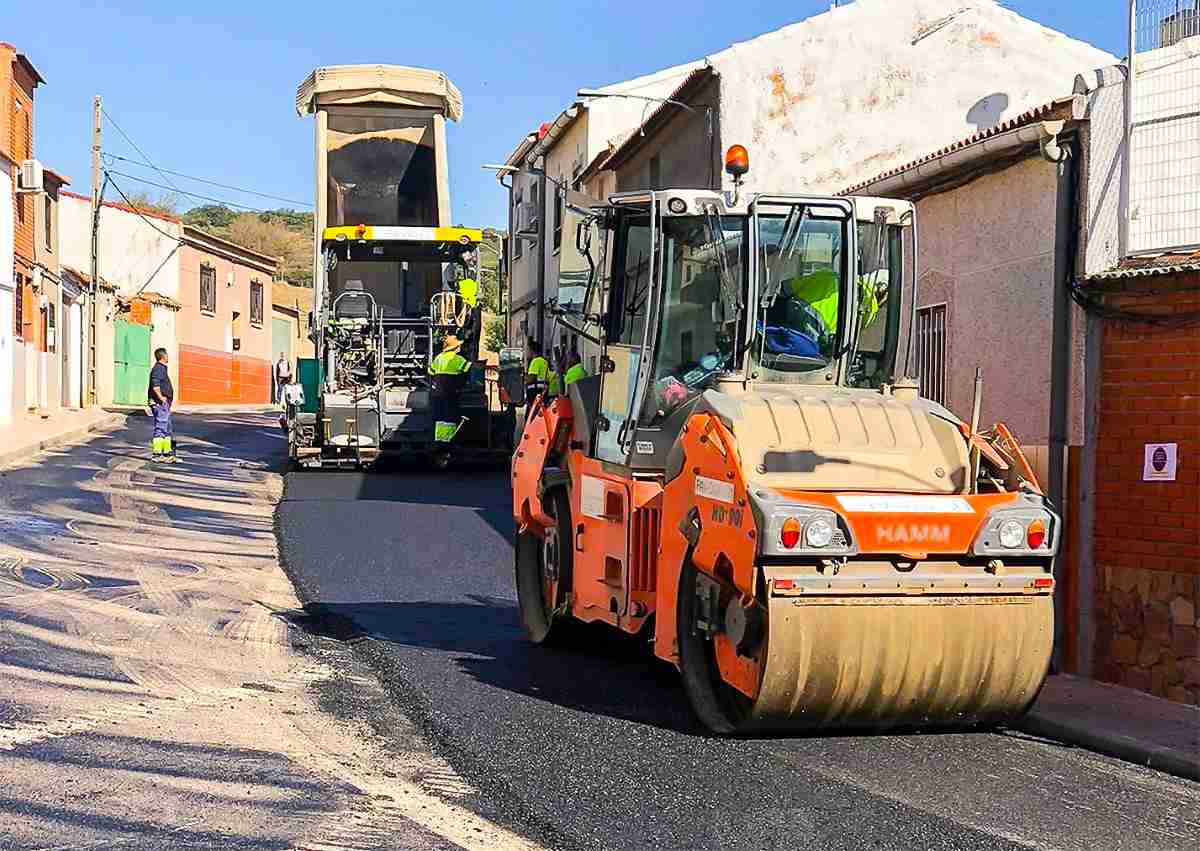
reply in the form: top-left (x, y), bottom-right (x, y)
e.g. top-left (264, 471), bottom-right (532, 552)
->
top-left (844, 95), bottom-right (1085, 198)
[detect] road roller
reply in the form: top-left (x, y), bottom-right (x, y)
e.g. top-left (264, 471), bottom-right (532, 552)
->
top-left (511, 148), bottom-right (1058, 733)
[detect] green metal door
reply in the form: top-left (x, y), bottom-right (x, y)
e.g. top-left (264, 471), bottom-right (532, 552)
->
top-left (114, 321), bottom-right (152, 406)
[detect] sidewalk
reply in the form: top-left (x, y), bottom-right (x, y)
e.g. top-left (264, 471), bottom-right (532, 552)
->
top-left (1023, 674), bottom-right (1200, 781)
top-left (0, 407), bottom-right (126, 468)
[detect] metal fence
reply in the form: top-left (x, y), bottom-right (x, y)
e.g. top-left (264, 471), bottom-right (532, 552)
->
top-left (1127, 1), bottom-right (1200, 255)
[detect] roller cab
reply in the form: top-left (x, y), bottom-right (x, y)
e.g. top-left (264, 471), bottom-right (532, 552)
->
top-left (512, 161), bottom-right (1057, 733)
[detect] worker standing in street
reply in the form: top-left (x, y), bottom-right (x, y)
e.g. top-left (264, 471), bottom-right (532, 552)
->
top-left (546, 345), bottom-right (563, 397)
top-left (274, 352), bottom-right (293, 405)
top-left (525, 340), bottom-right (549, 407)
top-left (148, 348), bottom-right (176, 463)
top-left (430, 334), bottom-right (471, 443)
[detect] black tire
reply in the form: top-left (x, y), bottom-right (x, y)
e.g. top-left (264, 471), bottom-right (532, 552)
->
top-left (676, 557), bottom-right (756, 734)
top-left (514, 488), bottom-right (573, 644)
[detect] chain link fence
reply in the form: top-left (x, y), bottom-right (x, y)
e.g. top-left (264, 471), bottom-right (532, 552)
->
top-left (1127, 1), bottom-right (1200, 254)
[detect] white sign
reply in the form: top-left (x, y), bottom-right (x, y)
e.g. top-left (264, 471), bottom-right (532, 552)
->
top-left (1143, 443), bottom-right (1178, 482)
top-left (837, 495), bottom-right (974, 514)
top-left (695, 475), bottom-right (735, 504)
top-left (580, 476), bottom-right (607, 519)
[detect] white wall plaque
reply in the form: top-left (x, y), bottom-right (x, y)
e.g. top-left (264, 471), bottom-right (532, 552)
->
top-left (1143, 443), bottom-right (1178, 482)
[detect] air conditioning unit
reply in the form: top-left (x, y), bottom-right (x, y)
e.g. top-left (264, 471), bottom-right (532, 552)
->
top-left (17, 159), bottom-right (43, 193)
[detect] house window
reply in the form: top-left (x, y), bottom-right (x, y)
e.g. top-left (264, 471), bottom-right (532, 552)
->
top-left (916, 304), bottom-right (947, 405)
top-left (250, 280), bottom-right (264, 326)
top-left (528, 181), bottom-right (540, 232)
top-left (44, 302), bottom-right (55, 353)
top-left (513, 188), bottom-right (524, 259)
top-left (553, 188), bottom-right (563, 253)
top-left (44, 194), bottom-right (53, 250)
top-left (200, 264), bottom-right (217, 313)
top-left (13, 274), bottom-right (23, 339)
top-left (649, 155), bottom-right (661, 190)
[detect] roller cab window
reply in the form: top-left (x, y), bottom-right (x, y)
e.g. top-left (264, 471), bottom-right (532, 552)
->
top-left (640, 214), bottom-right (746, 425)
top-left (751, 201), bottom-right (853, 381)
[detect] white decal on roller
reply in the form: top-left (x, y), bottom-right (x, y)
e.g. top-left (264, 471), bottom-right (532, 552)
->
top-left (695, 476), bottom-right (735, 504)
top-left (837, 495), bottom-right (974, 514)
top-left (581, 476), bottom-right (606, 519)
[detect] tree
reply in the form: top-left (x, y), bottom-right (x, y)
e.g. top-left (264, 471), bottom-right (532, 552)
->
top-left (120, 190), bottom-right (179, 217)
top-left (182, 205), bottom-right (314, 286)
top-left (484, 317), bottom-right (507, 353)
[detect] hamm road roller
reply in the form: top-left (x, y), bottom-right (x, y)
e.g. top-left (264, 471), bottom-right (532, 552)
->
top-left (511, 148), bottom-right (1058, 733)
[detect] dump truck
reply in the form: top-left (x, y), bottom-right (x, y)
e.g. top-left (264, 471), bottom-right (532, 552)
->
top-left (510, 147), bottom-right (1058, 733)
top-left (287, 65), bottom-right (514, 469)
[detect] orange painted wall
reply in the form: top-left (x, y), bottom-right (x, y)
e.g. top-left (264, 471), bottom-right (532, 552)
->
top-left (177, 344), bottom-right (270, 405)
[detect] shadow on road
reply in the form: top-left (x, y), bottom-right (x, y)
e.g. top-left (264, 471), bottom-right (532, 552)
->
top-left (294, 597), bottom-right (703, 734)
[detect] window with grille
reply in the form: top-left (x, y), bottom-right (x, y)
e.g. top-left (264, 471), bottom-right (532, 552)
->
top-left (250, 280), bottom-right (264, 326)
top-left (13, 274), bottom-right (23, 339)
top-left (528, 182), bottom-right (540, 232)
top-left (916, 304), bottom-right (947, 405)
top-left (200, 264), bottom-right (217, 313)
top-left (44, 194), bottom-right (52, 250)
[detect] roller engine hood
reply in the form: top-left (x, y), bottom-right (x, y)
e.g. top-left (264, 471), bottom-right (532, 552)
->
top-left (688, 386), bottom-right (970, 495)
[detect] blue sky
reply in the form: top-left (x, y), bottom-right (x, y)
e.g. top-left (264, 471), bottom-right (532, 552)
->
top-left (8, 1), bottom-right (1128, 231)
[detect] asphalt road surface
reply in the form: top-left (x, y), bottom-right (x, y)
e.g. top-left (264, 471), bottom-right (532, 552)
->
top-left (276, 450), bottom-right (1200, 851)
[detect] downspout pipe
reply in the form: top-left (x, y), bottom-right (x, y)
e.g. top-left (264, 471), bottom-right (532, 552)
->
top-left (1044, 123), bottom-right (1078, 673)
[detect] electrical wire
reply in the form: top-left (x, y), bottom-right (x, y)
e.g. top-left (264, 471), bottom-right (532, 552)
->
top-left (102, 153), bottom-right (310, 208)
top-left (104, 171), bottom-right (183, 242)
top-left (102, 107), bottom-right (182, 194)
top-left (106, 170), bottom-right (284, 213)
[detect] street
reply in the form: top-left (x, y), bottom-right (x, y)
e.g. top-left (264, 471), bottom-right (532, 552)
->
top-left (0, 414), bottom-right (543, 850)
top-left (275, 423), bottom-right (1200, 851)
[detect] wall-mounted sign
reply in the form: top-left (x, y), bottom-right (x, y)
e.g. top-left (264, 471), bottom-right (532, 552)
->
top-left (1142, 443), bottom-right (1178, 482)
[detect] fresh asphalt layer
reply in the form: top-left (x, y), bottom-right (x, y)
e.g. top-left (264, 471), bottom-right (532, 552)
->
top-left (275, 450), bottom-right (1200, 850)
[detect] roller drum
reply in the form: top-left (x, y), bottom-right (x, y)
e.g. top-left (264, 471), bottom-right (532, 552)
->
top-left (740, 594), bottom-right (1053, 732)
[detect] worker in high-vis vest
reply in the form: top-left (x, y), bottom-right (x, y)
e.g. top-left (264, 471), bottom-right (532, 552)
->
top-left (526, 340), bottom-right (549, 407)
top-left (430, 335), bottom-right (471, 443)
top-left (770, 268), bottom-right (881, 357)
top-left (563, 351), bottom-right (587, 387)
top-left (454, 277), bottom-right (481, 350)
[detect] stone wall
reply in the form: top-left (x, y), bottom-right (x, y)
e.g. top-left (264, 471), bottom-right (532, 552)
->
top-left (1093, 563), bottom-right (1200, 703)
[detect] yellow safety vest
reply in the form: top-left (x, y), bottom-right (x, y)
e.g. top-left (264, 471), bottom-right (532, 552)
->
top-left (431, 350), bottom-right (469, 375)
top-left (547, 371), bottom-right (562, 395)
top-left (527, 356), bottom-right (549, 381)
top-left (458, 278), bottom-right (479, 308)
top-left (564, 364), bottom-right (587, 386)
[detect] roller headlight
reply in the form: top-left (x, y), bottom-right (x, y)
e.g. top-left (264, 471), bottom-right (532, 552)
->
top-left (761, 505), bottom-right (854, 557)
top-left (973, 504), bottom-right (1059, 556)
top-left (998, 519), bottom-right (1025, 549)
top-left (805, 517), bottom-right (835, 549)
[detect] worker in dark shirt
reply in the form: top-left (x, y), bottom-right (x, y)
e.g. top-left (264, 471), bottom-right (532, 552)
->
top-left (148, 348), bottom-right (176, 463)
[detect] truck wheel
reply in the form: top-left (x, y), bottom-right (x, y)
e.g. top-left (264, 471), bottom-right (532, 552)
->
top-left (676, 557), bottom-right (755, 734)
top-left (515, 488), bottom-right (573, 644)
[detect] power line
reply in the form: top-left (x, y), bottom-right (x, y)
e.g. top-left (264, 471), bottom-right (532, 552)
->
top-left (101, 107), bottom-right (182, 194)
top-left (102, 152), bottom-right (310, 208)
top-left (104, 171), bottom-right (183, 242)
top-left (106, 170), bottom-right (286, 213)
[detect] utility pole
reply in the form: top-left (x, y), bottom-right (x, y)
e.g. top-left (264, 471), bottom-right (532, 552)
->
top-left (87, 96), bottom-right (101, 405)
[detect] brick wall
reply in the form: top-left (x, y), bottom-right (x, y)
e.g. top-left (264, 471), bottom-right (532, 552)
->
top-left (1092, 279), bottom-right (1200, 704)
top-left (8, 56), bottom-right (36, 274)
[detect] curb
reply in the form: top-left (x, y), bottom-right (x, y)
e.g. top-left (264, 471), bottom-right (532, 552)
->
top-left (0, 412), bottom-right (127, 468)
top-left (1020, 711), bottom-right (1200, 782)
